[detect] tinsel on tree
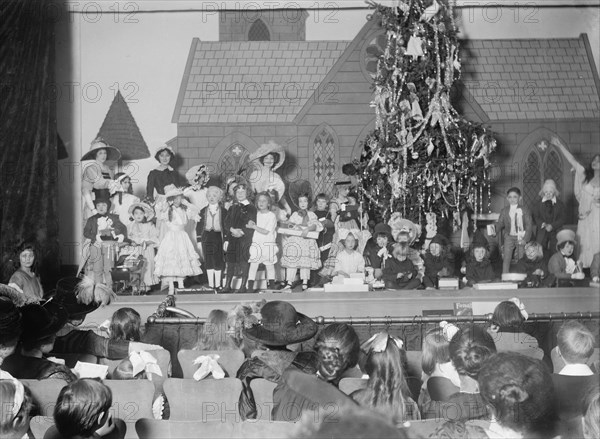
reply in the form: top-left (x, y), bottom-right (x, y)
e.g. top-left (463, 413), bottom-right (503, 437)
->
top-left (356, 0), bottom-right (497, 231)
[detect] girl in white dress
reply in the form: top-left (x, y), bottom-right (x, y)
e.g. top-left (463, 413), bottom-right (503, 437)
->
top-left (246, 192), bottom-right (279, 292)
top-left (553, 137), bottom-right (600, 268)
top-left (112, 173), bottom-right (140, 226)
top-left (154, 185), bottom-right (202, 295)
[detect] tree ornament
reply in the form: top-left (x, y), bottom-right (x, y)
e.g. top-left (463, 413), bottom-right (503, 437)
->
top-left (427, 139), bottom-right (435, 156)
top-left (405, 35), bottom-right (424, 59)
top-left (420, 0), bottom-right (441, 21)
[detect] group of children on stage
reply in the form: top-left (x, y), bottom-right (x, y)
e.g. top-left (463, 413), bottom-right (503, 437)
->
top-left (75, 168), bottom-right (600, 297)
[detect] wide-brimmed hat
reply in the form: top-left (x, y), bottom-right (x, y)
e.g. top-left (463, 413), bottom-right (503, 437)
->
top-left (248, 141), bottom-right (285, 171)
top-left (556, 229), bottom-right (576, 250)
top-left (154, 145), bottom-right (176, 162)
top-left (128, 202), bottom-right (155, 221)
top-left (243, 301), bottom-right (317, 347)
top-left (20, 302), bottom-right (68, 342)
top-left (52, 276), bottom-right (116, 320)
top-left (164, 184), bottom-right (184, 198)
top-left (0, 284), bottom-right (36, 307)
top-left (81, 137), bottom-right (121, 162)
top-left (185, 164), bottom-right (209, 185)
top-left (0, 297), bottom-right (22, 341)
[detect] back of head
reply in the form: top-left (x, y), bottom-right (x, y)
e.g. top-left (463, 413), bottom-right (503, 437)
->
top-left (316, 323), bottom-right (360, 369)
top-left (491, 301), bottom-right (524, 331)
top-left (421, 328), bottom-right (450, 376)
top-left (197, 309), bottom-right (235, 350)
top-left (0, 380), bottom-right (34, 439)
top-left (557, 320), bottom-right (595, 364)
top-left (449, 325), bottom-right (496, 378)
top-left (54, 379), bottom-right (112, 438)
top-left (109, 308), bottom-right (141, 342)
top-left (583, 386), bottom-right (600, 439)
top-left (478, 352), bottom-right (555, 436)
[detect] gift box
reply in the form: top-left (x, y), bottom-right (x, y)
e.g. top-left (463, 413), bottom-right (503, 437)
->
top-left (277, 226), bottom-right (319, 239)
top-left (473, 282), bottom-right (518, 290)
top-left (438, 277), bottom-right (459, 290)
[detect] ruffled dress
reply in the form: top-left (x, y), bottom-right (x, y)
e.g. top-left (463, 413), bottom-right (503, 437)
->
top-left (155, 207), bottom-right (202, 277)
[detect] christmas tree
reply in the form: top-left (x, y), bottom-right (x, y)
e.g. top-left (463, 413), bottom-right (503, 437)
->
top-left (356, 0), bottom-right (496, 235)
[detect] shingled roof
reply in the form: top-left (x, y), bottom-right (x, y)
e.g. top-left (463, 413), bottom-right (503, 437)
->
top-left (97, 91), bottom-right (150, 160)
top-left (460, 37), bottom-right (600, 120)
top-left (172, 39), bottom-right (349, 124)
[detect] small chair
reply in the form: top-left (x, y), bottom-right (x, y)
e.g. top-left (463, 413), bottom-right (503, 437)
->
top-left (177, 349), bottom-right (244, 379)
top-left (338, 377), bottom-right (368, 395)
top-left (163, 378), bottom-right (243, 421)
top-left (103, 379), bottom-right (156, 421)
top-left (21, 379), bottom-right (68, 416)
top-left (249, 378), bottom-right (277, 421)
top-left (135, 419), bottom-right (235, 439)
top-left (102, 349), bottom-right (171, 391)
top-left (29, 416), bottom-right (54, 439)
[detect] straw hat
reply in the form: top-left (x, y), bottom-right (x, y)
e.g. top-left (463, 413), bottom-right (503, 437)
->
top-left (128, 202), bottom-right (155, 221)
top-left (164, 184), bottom-right (184, 198)
top-left (248, 141), bottom-right (285, 171)
top-left (243, 301), bottom-right (317, 347)
top-left (81, 137), bottom-right (121, 162)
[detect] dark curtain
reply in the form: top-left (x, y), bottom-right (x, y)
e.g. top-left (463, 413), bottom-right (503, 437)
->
top-left (0, 0), bottom-right (59, 289)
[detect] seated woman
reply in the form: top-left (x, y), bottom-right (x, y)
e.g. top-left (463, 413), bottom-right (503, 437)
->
top-left (436, 325), bottom-right (497, 422)
top-left (477, 352), bottom-right (557, 438)
top-left (0, 373), bottom-right (35, 439)
top-left (2, 302), bottom-right (76, 382)
top-left (487, 298), bottom-right (542, 357)
top-left (351, 332), bottom-right (420, 426)
top-left (7, 242), bottom-right (44, 302)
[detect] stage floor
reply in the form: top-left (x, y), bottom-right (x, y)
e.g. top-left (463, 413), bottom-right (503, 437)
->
top-left (82, 286), bottom-right (600, 326)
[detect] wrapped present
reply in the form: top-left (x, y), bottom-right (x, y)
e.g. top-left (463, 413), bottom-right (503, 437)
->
top-left (438, 278), bottom-right (459, 290)
top-left (277, 225), bottom-right (319, 239)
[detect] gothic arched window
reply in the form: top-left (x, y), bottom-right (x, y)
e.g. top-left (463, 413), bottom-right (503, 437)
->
top-left (543, 149), bottom-right (563, 194)
top-left (522, 150), bottom-right (541, 208)
top-left (218, 143), bottom-right (250, 182)
top-left (248, 19), bottom-right (270, 41)
top-left (312, 127), bottom-right (338, 196)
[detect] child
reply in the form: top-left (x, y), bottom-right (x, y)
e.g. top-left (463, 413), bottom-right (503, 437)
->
top-left (552, 321), bottom-right (598, 422)
top-left (111, 172), bottom-right (140, 226)
top-left (382, 244), bottom-right (421, 290)
top-left (533, 179), bottom-right (565, 255)
top-left (126, 203), bottom-right (159, 293)
top-left (0, 373), bottom-right (34, 439)
top-left (591, 252), bottom-right (600, 283)
top-left (464, 235), bottom-right (495, 287)
top-left (197, 186), bottom-right (226, 291)
top-left (548, 229), bottom-right (586, 286)
top-left (333, 231), bottom-right (365, 278)
top-left (247, 192), bottom-right (279, 292)
top-left (83, 198), bottom-right (127, 289)
top-left (154, 185), bottom-right (202, 295)
top-left (194, 309), bottom-right (238, 351)
top-left (422, 234), bottom-right (454, 289)
top-left (109, 308), bottom-right (142, 342)
top-left (280, 193), bottom-right (324, 291)
top-left (418, 325), bottom-right (461, 416)
top-left (223, 184), bottom-right (257, 293)
top-left (363, 223), bottom-right (394, 281)
top-left (487, 299), bottom-right (542, 355)
top-left (514, 241), bottom-right (555, 287)
top-left (494, 187), bottom-right (533, 273)
top-left (313, 193), bottom-right (335, 284)
top-left (50, 379), bottom-right (126, 439)
top-left (7, 242), bottom-right (43, 301)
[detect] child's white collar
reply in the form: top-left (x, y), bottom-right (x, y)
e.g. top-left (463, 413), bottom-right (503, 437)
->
top-left (559, 363), bottom-right (594, 376)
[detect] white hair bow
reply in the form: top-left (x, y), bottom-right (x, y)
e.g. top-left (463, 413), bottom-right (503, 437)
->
top-left (0, 370), bottom-right (24, 417)
top-left (130, 351), bottom-right (162, 381)
top-left (440, 321), bottom-right (460, 342)
top-left (361, 332), bottom-right (404, 353)
top-left (509, 297), bottom-right (528, 320)
top-left (193, 354), bottom-right (225, 380)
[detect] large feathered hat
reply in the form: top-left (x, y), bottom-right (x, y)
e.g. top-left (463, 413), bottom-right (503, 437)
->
top-left (81, 137), bottom-right (121, 162)
top-left (248, 141), bottom-right (285, 171)
top-left (52, 276), bottom-right (116, 320)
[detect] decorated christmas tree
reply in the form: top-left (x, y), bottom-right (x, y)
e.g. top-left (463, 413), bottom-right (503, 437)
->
top-left (356, 0), bottom-right (496, 236)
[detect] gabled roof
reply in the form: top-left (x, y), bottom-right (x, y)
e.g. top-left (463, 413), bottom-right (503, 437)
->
top-left (172, 39), bottom-right (349, 124)
top-left (460, 36), bottom-right (600, 120)
top-left (97, 91), bottom-right (150, 160)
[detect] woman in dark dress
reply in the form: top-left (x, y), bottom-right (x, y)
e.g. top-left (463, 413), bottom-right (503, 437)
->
top-left (146, 146), bottom-right (180, 241)
top-left (222, 184), bottom-right (256, 293)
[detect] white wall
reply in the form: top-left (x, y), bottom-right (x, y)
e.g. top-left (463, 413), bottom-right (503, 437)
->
top-left (56, 1), bottom-right (599, 265)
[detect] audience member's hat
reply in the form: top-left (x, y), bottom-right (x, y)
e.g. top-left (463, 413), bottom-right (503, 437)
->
top-left (556, 229), bottom-right (576, 250)
top-left (0, 284), bottom-right (35, 307)
top-left (430, 234), bottom-right (449, 247)
top-left (471, 231), bottom-right (489, 250)
top-left (53, 276), bottom-right (116, 320)
top-left (20, 302), bottom-right (68, 342)
top-left (81, 137), bottom-right (121, 162)
top-left (164, 184), bottom-right (184, 198)
top-left (373, 223), bottom-right (393, 240)
top-left (0, 297), bottom-right (22, 342)
top-left (243, 301), bottom-right (317, 347)
top-left (248, 141), bottom-right (285, 171)
top-left (93, 197), bottom-right (112, 210)
top-left (128, 202), bottom-right (155, 221)
top-left (154, 145), bottom-right (176, 162)
top-left (185, 164), bottom-right (209, 185)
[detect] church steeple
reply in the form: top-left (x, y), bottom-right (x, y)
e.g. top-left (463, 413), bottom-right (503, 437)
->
top-left (219, 9), bottom-right (308, 41)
